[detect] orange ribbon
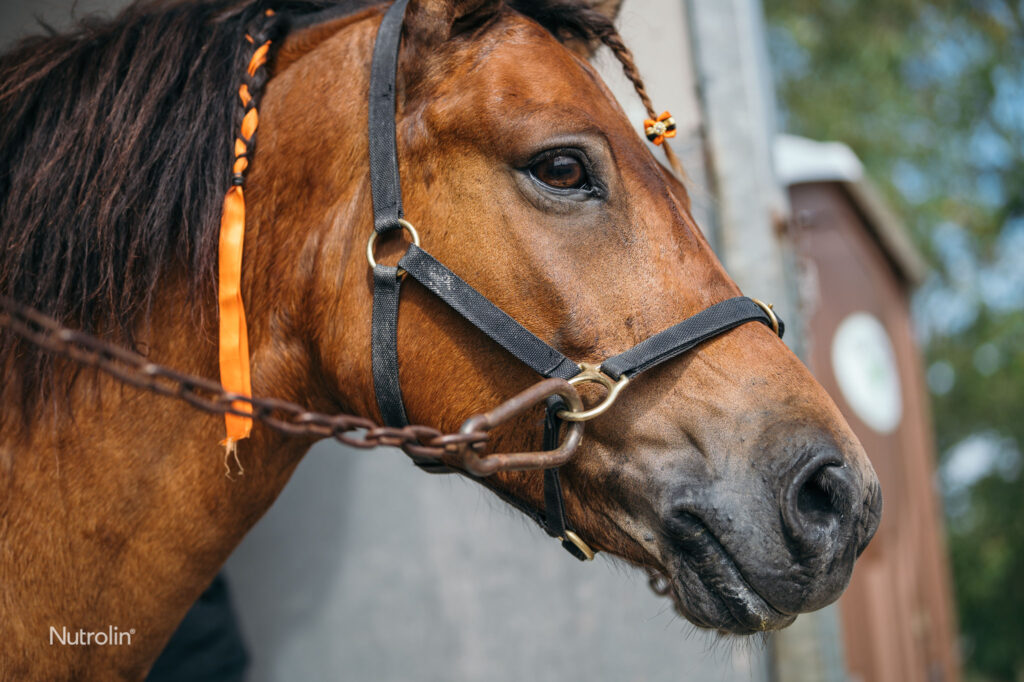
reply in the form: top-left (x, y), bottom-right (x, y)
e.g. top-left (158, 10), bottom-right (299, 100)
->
top-left (643, 111), bottom-right (677, 146)
top-left (218, 184), bottom-right (253, 450)
top-left (218, 27), bottom-right (272, 452)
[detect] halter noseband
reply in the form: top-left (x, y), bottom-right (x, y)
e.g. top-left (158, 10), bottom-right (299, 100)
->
top-left (366, 0), bottom-right (783, 561)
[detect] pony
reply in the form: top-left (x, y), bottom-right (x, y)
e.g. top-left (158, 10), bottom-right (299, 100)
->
top-left (0, 0), bottom-right (882, 678)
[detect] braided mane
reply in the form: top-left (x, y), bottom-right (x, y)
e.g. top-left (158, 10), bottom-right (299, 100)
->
top-left (0, 0), bottom-right (653, 407)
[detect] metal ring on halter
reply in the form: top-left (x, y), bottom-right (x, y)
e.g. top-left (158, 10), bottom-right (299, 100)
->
top-left (556, 362), bottom-right (630, 422)
top-left (562, 530), bottom-right (596, 560)
top-left (750, 298), bottom-right (780, 337)
top-left (366, 219), bottom-right (421, 270)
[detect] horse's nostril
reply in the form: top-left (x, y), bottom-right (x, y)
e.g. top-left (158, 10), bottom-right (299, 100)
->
top-left (782, 455), bottom-right (857, 555)
top-left (797, 469), bottom-right (838, 520)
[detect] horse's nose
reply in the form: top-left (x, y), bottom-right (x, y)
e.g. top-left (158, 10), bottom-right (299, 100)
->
top-left (780, 450), bottom-right (861, 558)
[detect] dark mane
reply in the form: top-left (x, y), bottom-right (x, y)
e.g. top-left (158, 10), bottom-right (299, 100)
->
top-left (0, 0), bottom-right (340, 403)
top-left (0, 0), bottom-right (629, 408)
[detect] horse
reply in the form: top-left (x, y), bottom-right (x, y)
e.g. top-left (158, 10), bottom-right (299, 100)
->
top-left (0, 0), bottom-right (882, 679)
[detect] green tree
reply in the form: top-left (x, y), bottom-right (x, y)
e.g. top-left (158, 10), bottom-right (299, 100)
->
top-left (764, 1), bottom-right (1024, 679)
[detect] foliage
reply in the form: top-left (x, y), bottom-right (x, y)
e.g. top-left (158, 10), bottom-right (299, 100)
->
top-left (763, 0), bottom-right (1024, 679)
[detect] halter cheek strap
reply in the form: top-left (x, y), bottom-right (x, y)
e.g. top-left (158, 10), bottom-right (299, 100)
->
top-left (365, 0), bottom-right (784, 561)
top-left (369, 0), bottom-right (413, 431)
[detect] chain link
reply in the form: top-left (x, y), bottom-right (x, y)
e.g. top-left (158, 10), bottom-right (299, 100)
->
top-left (0, 297), bottom-right (491, 462)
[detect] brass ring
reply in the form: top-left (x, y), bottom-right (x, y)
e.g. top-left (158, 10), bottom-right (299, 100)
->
top-left (556, 362), bottom-right (630, 422)
top-left (750, 298), bottom-right (780, 337)
top-left (562, 530), bottom-right (596, 561)
top-left (366, 219), bottom-right (421, 270)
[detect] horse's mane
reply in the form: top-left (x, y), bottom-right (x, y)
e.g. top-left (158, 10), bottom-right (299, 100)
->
top-left (0, 0), bottom-right (626, 408)
top-left (0, 1), bottom-right (342, 382)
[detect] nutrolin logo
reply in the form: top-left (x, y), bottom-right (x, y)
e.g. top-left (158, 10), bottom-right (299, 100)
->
top-left (50, 626), bottom-right (134, 646)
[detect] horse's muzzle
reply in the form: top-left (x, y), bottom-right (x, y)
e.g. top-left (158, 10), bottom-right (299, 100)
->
top-left (660, 427), bottom-right (882, 631)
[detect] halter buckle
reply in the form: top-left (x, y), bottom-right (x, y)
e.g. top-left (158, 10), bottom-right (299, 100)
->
top-left (750, 298), bottom-right (781, 337)
top-left (556, 363), bottom-right (630, 422)
top-left (561, 530), bottom-right (596, 561)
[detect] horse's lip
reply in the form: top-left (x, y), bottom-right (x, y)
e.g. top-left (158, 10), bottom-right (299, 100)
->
top-left (665, 512), bottom-right (795, 633)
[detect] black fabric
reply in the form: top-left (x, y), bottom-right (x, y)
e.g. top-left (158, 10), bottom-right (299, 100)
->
top-left (372, 265), bottom-right (410, 427)
top-left (543, 470), bottom-right (567, 530)
top-left (147, 573), bottom-right (247, 682)
top-left (368, 0), bottom-right (411, 234)
top-left (541, 399), bottom-right (590, 561)
top-left (601, 296), bottom-right (782, 380)
top-left (399, 245), bottom-right (579, 379)
top-left (542, 405), bottom-right (568, 540)
top-left (367, 0), bottom-right (412, 429)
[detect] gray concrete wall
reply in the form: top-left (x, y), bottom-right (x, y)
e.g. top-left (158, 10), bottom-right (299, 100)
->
top-left (225, 442), bottom-right (769, 682)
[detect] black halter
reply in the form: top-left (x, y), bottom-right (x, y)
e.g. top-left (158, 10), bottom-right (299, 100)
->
top-left (366, 0), bottom-right (783, 560)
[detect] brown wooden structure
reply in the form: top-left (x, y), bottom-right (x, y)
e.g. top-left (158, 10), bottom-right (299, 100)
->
top-left (778, 135), bottom-right (961, 682)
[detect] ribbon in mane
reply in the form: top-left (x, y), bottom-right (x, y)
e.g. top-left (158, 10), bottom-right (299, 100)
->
top-left (218, 14), bottom-right (274, 457)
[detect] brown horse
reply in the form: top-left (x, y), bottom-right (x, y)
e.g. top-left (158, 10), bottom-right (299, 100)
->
top-left (0, 0), bottom-right (881, 678)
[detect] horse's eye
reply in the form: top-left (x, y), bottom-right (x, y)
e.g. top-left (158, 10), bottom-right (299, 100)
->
top-left (531, 154), bottom-right (588, 190)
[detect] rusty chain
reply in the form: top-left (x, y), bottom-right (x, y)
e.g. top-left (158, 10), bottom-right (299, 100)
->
top-left (0, 296), bottom-right (554, 467)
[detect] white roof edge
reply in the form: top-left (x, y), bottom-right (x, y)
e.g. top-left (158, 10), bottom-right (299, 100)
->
top-left (774, 133), bottom-right (864, 186)
top-left (774, 134), bottom-right (929, 286)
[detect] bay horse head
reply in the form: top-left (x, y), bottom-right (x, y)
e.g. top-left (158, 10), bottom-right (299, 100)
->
top-left (262, 0), bottom-right (881, 632)
top-left (0, 0), bottom-right (881, 676)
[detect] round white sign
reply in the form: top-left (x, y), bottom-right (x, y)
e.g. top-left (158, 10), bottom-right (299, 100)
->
top-left (830, 312), bottom-right (903, 434)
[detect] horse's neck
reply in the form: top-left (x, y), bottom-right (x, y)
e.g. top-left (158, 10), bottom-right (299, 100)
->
top-left (0, 16), bottom-right (378, 677)
top-left (0, 298), bottom-right (313, 680)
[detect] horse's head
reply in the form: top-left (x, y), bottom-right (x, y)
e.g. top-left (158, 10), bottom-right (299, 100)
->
top-left (254, 0), bottom-right (882, 634)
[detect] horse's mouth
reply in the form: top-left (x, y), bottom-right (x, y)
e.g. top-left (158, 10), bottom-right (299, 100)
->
top-left (664, 512), bottom-right (796, 634)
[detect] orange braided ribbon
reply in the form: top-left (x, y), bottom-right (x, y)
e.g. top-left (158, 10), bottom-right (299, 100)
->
top-left (218, 23), bottom-right (272, 451)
